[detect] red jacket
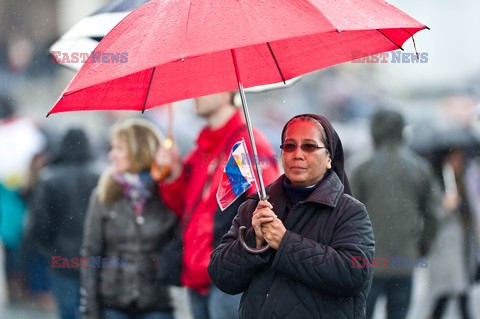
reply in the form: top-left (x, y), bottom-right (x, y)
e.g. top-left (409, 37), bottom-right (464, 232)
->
top-left (160, 111), bottom-right (279, 294)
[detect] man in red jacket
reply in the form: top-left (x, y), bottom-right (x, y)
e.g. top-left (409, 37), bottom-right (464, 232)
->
top-left (156, 91), bottom-right (279, 319)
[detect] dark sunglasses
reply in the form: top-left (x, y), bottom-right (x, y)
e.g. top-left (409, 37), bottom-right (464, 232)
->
top-left (280, 143), bottom-right (326, 153)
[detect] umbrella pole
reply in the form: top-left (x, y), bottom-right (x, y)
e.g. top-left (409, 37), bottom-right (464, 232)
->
top-left (231, 49), bottom-right (270, 254)
top-left (231, 49), bottom-right (267, 200)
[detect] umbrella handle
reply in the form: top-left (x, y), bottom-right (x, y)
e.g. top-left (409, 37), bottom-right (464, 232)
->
top-left (151, 136), bottom-right (174, 181)
top-left (238, 226), bottom-right (270, 254)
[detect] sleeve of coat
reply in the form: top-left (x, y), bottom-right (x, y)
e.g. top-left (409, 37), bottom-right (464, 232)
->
top-left (158, 168), bottom-right (186, 217)
top-left (271, 200), bottom-right (374, 297)
top-left (349, 162), bottom-right (367, 203)
top-left (208, 200), bottom-right (273, 295)
top-left (418, 168), bottom-right (443, 256)
top-left (29, 174), bottom-right (55, 255)
top-left (79, 190), bottom-right (104, 319)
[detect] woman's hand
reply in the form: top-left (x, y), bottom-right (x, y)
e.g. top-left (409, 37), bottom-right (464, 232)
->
top-left (261, 217), bottom-right (286, 250)
top-left (251, 200), bottom-right (276, 248)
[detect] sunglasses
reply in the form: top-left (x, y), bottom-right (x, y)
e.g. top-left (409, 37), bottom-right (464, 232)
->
top-left (280, 143), bottom-right (326, 153)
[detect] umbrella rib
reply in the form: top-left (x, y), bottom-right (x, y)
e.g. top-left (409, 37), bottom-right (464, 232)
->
top-left (375, 29), bottom-right (403, 51)
top-left (266, 42), bottom-right (286, 84)
top-left (142, 67), bottom-right (156, 113)
top-left (401, 28), bottom-right (420, 59)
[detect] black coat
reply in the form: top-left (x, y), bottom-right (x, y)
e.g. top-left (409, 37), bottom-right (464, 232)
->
top-left (208, 172), bottom-right (375, 319)
top-left (30, 162), bottom-right (100, 278)
top-left (29, 128), bottom-right (99, 279)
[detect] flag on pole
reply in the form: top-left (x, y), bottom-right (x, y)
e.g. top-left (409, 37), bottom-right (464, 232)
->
top-left (217, 139), bottom-right (257, 211)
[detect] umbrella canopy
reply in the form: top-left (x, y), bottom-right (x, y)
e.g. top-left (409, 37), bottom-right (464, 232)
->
top-left (50, 0), bottom-right (149, 71)
top-left (48, 0), bottom-right (427, 115)
top-left (409, 124), bottom-right (480, 158)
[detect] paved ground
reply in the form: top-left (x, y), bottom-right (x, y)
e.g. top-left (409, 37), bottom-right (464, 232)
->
top-left (0, 301), bottom-right (57, 319)
top-left (1, 274), bottom-right (479, 319)
top-left (0, 287), bottom-right (191, 319)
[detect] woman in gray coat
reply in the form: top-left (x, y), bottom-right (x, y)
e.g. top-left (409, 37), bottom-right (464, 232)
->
top-left (81, 119), bottom-right (179, 319)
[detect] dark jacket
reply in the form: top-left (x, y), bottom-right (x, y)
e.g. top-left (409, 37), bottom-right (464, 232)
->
top-left (350, 144), bottom-right (442, 276)
top-left (30, 128), bottom-right (99, 278)
top-left (80, 189), bottom-right (179, 319)
top-left (208, 171), bottom-right (375, 319)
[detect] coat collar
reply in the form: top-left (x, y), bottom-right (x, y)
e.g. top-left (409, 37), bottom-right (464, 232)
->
top-left (248, 170), bottom-right (345, 210)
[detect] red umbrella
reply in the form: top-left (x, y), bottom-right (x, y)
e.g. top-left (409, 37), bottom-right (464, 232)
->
top-left (48, 0), bottom-right (427, 114)
top-left (48, 0), bottom-right (427, 252)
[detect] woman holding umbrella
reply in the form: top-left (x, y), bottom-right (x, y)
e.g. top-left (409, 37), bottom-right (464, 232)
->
top-left (80, 118), bottom-right (179, 319)
top-left (208, 114), bottom-right (375, 318)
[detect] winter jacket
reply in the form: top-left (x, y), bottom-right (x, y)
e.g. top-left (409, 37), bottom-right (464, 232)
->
top-left (350, 144), bottom-right (442, 276)
top-left (29, 128), bottom-right (99, 278)
top-left (160, 110), bottom-right (279, 294)
top-left (80, 189), bottom-right (179, 319)
top-left (30, 163), bottom-right (99, 277)
top-left (209, 171), bottom-right (375, 319)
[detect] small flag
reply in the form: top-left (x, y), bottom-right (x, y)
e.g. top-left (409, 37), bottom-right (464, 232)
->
top-left (217, 139), bottom-right (257, 211)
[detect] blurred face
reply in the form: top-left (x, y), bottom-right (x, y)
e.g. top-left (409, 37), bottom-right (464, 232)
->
top-left (109, 136), bottom-right (131, 173)
top-left (194, 92), bottom-right (229, 117)
top-left (282, 121), bottom-right (332, 186)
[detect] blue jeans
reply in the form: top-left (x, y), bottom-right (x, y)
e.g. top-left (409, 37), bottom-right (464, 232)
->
top-left (188, 285), bottom-right (241, 319)
top-left (366, 275), bottom-right (412, 319)
top-left (101, 308), bottom-right (174, 319)
top-left (48, 270), bottom-right (80, 319)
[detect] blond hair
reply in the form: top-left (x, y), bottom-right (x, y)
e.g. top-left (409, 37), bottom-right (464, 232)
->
top-left (98, 118), bottom-right (164, 203)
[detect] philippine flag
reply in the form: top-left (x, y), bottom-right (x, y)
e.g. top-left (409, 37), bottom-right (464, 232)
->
top-left (217, 139), bottom-right (257, 211)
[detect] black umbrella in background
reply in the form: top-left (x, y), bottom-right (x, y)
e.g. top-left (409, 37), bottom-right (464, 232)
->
top-left (49, 0), bottom-right (149, 71)
top-left (409, 124), bottom-right (480, 158)
top-left (408, 124), bottom-right (480, 194)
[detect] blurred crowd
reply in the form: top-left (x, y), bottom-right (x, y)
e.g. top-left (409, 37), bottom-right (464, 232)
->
top-left (1, 1), bottom-right (480, 318)
top-left (0, 86), bottom-right (480, 319)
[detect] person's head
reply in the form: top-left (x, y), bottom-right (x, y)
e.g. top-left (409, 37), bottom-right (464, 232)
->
top-left (280, 114), bottom-right (352, 194)
top-left (280, 115), bottom-right (332, 186)
top-left (194, 91), bottom-right (237, 118)
top-left (99, 118), bottom-right (163, 203)
top-left (55, 128), bottom-right (92, 164)
top-left (371, 109), bottom-right (404, 147)
top-left (109, 118), bottom-right (163, 174)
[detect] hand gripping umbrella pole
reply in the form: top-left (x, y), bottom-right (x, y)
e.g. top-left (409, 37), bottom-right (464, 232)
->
top-left (231, 49), bottom-right (270, 254)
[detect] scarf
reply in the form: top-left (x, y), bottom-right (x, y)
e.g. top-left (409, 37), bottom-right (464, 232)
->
top-left (283, 170), bottom-right (330, 205)
top-left (113, 171), bottom-right (155, 216)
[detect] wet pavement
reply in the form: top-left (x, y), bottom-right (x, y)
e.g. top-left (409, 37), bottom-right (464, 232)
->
top-left (0, 301), bottom-right (57, 319)
top-left (1, 277), bottom-right (479, 319)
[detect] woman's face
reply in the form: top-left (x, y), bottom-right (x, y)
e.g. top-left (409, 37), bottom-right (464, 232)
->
top-left (109, 136), bottom-right (131, 173)
top-left (282, 121), bottom-right (332, 186)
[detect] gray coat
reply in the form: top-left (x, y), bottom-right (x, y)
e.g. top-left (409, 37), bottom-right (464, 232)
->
top-left (350, 144), bottom-right (442, 276)
top-left (80, 189), bottom-right (178, 319)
